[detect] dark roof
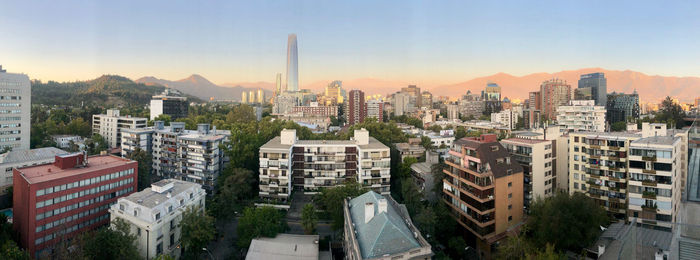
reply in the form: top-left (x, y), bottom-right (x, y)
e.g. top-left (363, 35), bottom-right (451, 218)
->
top-left (456, 137), bottom-right (523, 179)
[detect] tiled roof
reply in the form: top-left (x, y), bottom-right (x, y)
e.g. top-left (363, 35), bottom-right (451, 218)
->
top-left (0, 147), bottom-right (68, 164)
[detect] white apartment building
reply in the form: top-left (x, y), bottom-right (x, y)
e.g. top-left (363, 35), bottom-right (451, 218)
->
top-left (92, 109), bottom-right (147, 148)
top-left (556, 100), bottom-right (606, 132)
top-left (0, 66), bottom-right (30, 151)
top-left (501, 138), bottom-right (555, 211)
top-left (109, 179), bottom-right (206, 259)
top-left (121, 128), bottom-right (155, 157)
top-left (365, 99), bottom-right (384, 122)
top-left (258, 129), bottom-right (390, 203)
top-left (0, 147), bottom-right (68, 191)
top-left (491, 109), bottom-right (519, 130)
top-left (51, 135), bottom-right (83, 149)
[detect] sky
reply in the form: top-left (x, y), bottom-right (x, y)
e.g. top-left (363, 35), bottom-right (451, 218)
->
top-left (1, 0), bottom-right (700, 86)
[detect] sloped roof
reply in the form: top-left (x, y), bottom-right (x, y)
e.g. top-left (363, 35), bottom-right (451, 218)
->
top-left (348, 191), bottom-right (421, 258)
top-left (0, 147), bottom-right (68, 164)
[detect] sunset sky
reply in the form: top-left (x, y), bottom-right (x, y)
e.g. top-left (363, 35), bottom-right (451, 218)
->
top-left (1, 0), bottom-right (699, 86)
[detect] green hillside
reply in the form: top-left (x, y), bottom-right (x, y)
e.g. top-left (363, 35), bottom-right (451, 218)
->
top-left (31, 75), bottom-right (197, 106)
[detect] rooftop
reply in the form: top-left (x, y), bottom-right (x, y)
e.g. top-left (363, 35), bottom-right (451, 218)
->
top-left (347, 191), bottom-right (423, 259)
top-left (260, 136), bottom-right (292, 150)
top-left (631, 135), bottom-right (680, 146)
top-left (123, 179), bottom-right (200, 209)
top-left (501, 138), bottom-right (551, 145)
top-left (572, 131), bottom-right (642, 139)
top-left (0, 147), bottom-right (68, 164)
top-left (246, 234), bottom-right (320, 260)
top-left (16, 155), bottom-right (135, 184)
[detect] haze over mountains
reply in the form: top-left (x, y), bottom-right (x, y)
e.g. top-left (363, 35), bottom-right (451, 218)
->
top-left (135, 68), bottom-right (699, 103)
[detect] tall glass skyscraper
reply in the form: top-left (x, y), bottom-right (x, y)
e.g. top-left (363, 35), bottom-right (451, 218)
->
top-left (286, 34), bottom-right (298, 92)
top-left (578, 72), bottom-right (607, 106)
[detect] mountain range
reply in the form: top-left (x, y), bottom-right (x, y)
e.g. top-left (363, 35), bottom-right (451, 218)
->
top-left (135, 68), bottom-right (699, 103)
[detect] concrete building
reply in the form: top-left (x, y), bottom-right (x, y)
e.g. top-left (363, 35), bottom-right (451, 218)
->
top-left (0, 66), bottom-right (31, 151)
top-left (442, 134), bottom-right (524, 258)
top-left (392, 92), bottom-right (412, 117)
top-left (578, 72), bottom-right (607, 106)
top-left (540, 79), bottom-right (571, 121)
top-left (365, 100), bottom-right (384, 122)
top-left (92, 109), bottom-right (148, 148)
top-left (458, 100), bottom-right (485, 120)
top-left (482, 83), bottom-right (502, 115)
top-left (347, 90), bottom-right (366, 125)
top-left (394, 138), bottom-right (426, 161)
top-left (51, 135), bottom-right (83, 149)
top-left (400, 85), bottom-right (422, 108)
top-left (0, 147), bottom-right (68, 192)
top-left (556, 100), bottom-right (606, 132)
top-left (491, 109), bottom-right (519, 130)
top-left (286, 34), bottom-right (299, 92)
top-left (246, 234), bottom-right (324, 260)
top-left (120, 127), bottom-right (155, 157)
top-left (258, 129), bottom-right (390, 203)
top-left (110, 179), bottom-right (205, 259)
top-left (273, 94), bottom-right (298, 115)
top-left (13, 154), bottom-right (137, 257)
top-left (423, 130), bottom-right (455, 148)
top-left (447, 104), bottom-right (459, 121)
top-left (524, 91), bottom-right (542, 129)
top-left (290, 102), bottom-right (339, 117)
top-left (500, 138), bottom-right (555, 212)
top-left (343, 191), bottom-right (432, 260)
top-left (606, 91), bottom-right (640, 124)
top-left (411, 151), bottom-right (440, 202)
top-left (421, 91), bottom-right (433, 109)
top-left (320, 80), bottom-right (344, 105)
top-left (150, 90), bottom-right (188, 120)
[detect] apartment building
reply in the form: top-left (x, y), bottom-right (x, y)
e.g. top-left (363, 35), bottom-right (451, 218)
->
top-left (150, 90), bottom-right (188, 120)
top-left (13, 153), bottom-right (137, 257)
top-left (110, 179), bottom-right (205, 259)
top-left (491, 109), bottom-right (519, 130)
top-left (51, 135), bottom-right (83, 149)
top-left (365, 99), bottom-right (384, 122)
top-left (343, 191), bottom-right (432, 260)
top-left (0, 147), bottom-right (68, 192)
top-left (289, 102), bottom-right (339, 117)
top-left (556, 100), bottom-right (606, 132)
top-left (92, 109), bottom-right (147, 148)
top-left (394, 138), bottom-right (426, 161)
top-left (121, 128), bottom-right (155, 157)
top-left (500, 138), bottom-right (555, 212)
top-left (258, 129), bottom-right (390, 203)
top-left (442, 134), bottom-right (524, 258)
top-left (0, 66), bottom-right (31, 151)
top-left (628, 127), bottom-right (683, 230)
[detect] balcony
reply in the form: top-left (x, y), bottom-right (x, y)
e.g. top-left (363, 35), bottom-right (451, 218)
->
top-left (642, 156), bottom-right (657, 162)
top-left (642, 169), bottom-right (656, 174)
top-left (642, 191), bottom-right (657, 199)
top-left (641, 180), bottom-right (657, 187)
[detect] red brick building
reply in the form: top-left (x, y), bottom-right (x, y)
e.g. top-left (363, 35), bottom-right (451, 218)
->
top-left (347, 90), bottom-right (366, 125)
top-left (13, 153), bottom-right (137, 257)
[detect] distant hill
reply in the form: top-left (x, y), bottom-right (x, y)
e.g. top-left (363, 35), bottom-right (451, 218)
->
top-left (32, 75), bottom-right (169, 106)
top-left (429, 68), bottom-right (700, 103)
top-left (136, 74), bottom-right (273, 101)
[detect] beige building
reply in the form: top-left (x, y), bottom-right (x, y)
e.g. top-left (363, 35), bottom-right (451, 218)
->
top-left (501, 138), bottom-right (555, 211)
top-left (92, 109), bottom-right (147, 148)
top-left (0, 66), bottom-right (31, 151)
top-left (556, 100), bottom-right (606, 132)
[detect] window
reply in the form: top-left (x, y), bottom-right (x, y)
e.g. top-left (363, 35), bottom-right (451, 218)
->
top-left (508, 204), bottom-right (512, 210)
top-left (574, 183), bottom-right (579, 189)
top-left (133, 210), bottom-right (138, 217)
top-left (170, 220), bottom-right (175, 229)
top-left (574, 164), bottom-right (579, 170)
top-left (508, 216), bottom-right (513, 221)
top-left (508, 193), bottom-right (512, 198)
top-left (156, 242), bottom-right (163, 255)
top-left (574, 137), bottom-right (579, 143)
top-left (155, 213), bottom-right (161, 220)
top-left (168, 205), bottom-right (173, 213)
top-left (170, 234), bottom-right (175, 248)
top-left (137, 228), bottom-right (141, 236)
top-left (189, 193), bottom-right (193, 199)
top-left (508, 182), bottom-right (512, 187)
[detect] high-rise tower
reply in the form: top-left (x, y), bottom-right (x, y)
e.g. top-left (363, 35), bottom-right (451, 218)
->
top-left (578, 72), bottom-right (607, 106)
top-left (275, 73), bottom-right (282, 95)
top-left (286, 34), bottom-right (299, 92)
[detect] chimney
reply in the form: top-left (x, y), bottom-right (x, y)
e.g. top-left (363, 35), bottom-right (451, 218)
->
top-left (598, 244), bottom-right (605, 257)
top-left (377, 199), bottom-right (388, 214)
top-left (364, 202), bottom-right (375, 223)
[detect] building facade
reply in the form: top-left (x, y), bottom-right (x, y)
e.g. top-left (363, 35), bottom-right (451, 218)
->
top-left (365, 100), bottom-right (384, 122)
top-left (442, 134), bottom-right (524, 258)
top-left (290, 103), bottom-right (339, 117)
top-left (13, 154), bottom-right (137, 257)
top-left (578, 72), bottom-right (607, 106)
top-left (347, 90), bottom-right (366, 125)
top-left (491, 109), bottom-right (519, 130)
top-left (540, 79), bottom-right (571, 121)
top-left (150, 91), bottom-right (188, 120)
top-left (120, 128), bottom-right (155, 157)
top-left (259, 129), bottom-right (390, 203)
top-left (606, 91), bottom-right (640, 124)
top-left (0, 147), bottom-right (68, 192)
top-left (51, 135), bottom-right (83, 149)
top-left (500, 138), bottom-right (555, 212)
top-left (92, 109), bottom-right (148, 148)
top-left (343, 191), bottom-right (432, 260)
top-left (556, 100), bottom-right (606, 132)
top-left (110, 179), bottom-right (205, 259)
top-left (0, 66), bottom-right (31, 151)
top-left (286, 34), bottom-right (299, 92)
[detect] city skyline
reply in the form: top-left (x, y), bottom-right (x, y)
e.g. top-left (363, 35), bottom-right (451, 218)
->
top-left (1, 0), bottom-right (700, 88)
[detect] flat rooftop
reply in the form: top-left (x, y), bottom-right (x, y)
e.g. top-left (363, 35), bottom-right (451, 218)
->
top-left (17, 155), bottom-right (135, 184)
top-left (501, 138), bottom-right (550, 145)
top-left (0, 147), bottom-right (68, 164)
top-left (246, 233), bottom-right (320, 260)
top-left (573, 131), bottom-right (642, 139)
top-left (631, 136), bottom-right (680, 146)
top-left (123, 179), bottom-right (200, 209)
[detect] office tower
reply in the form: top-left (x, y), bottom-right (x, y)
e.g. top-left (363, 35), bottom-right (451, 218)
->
top-left (606, 91), bottom-right (640, 124)
top-left (556, 100), bottom-right (606, 132)
top-left (286, 34), bottom-right (299, 92)
top-left (249, 90), bottom-right (255, 104)
top-left (501, 138), bottom-right (555, 212)
top-left (110, 179), bottom-right (205, 259)
top-left (150, 90), bottom-right (188, 120)
top-left (365, 100), bottom-right (384, 122)
top-left (13, 153), bottom-right (137, 257)
top-left (421, 91), bottom-right (433, 109)
top-left (483, 82), bottom-right (503, 115)
top-left (540, 79), bottom-right (571, 121)
top-left (259, 129), bottom-right (390, 203)
top-left (578, 72), bottom-right (607, 106)
top-left (0, 66), bottom-right (31, 151)
top-left (257, 89), bottom-right (265, 104)
top-left (442, 134), bottom-right (524, 258)
top-left (447, 104), bottom-right (459, 120)
top-left (393, 93), bottom-right (412, 116)
top-left (275, 73), bottom-right (282, 96)
top-left (347, 90), bottom-right (366, 125)
top-left (92, 109), bottom-right (148, 148)
top-left (343, 191), bottom-right (433, 259)
top-left (400, 85), bottom-right (421, 108)
top-left (241, 91), bottom-right (248, 104)
top-left (322, 80), bottom-right (343, 105)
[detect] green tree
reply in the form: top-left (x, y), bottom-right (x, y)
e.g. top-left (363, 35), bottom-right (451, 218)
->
top-left (420, 136), bottom-right (433, 150)
top-left (127, 148), bottom-right (153, 191)
top-left (413, 206), bottom-right (437, 241)
top-left (87, 133), bottom-right (108, 155)
top-left (316, 181), bottom-right (366, 230)
top-left (152, 114), bottom-right (172, 125)
top-left (611, 121), bottom-right (627, 131)
top-left (428, 125), bottom-right (442, 132)
top-left (180, 206), bottom-right (216, 258)
top-left (301, 203), bottom-right (318, 234)
top-left (454, 126), bottom-right (467, 139)
top-left (656, 96), bottom-right (685, 129)
top-left (527, 192), bottom-right (608, 252)
top-left (400, 178), bottom-right (422, 216)
top-left (495, 235), bottom-right (534, 260)
top-left (82, 218), bottom-right (140, 260)
top-left (237, 206), bottom-right (287, 248)
top-left (211, 168), bottom-right (257, 219)
top-left (0, 240), bottom-right (29, 260)
top-left (226, 104), bottom-right (256, 123)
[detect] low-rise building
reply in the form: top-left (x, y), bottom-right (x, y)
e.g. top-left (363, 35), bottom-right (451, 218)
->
top-left (0, 147), bottom-right (68, 192)
top-left (343, 191), bottom-right (432, 260)
top-left (394, 138), bottom-right (425, 161)
top-left (246, 234), bottom-right (323, 260)
top-left (51, 135), bottom-right (83, 149)
top-left (92, 109), bottom-right (148, 148)
top-left (13, 153), bottom-right (137, 257)
top-left (410, 151), bottom-right (440, 202)
top-left (110, 179), bottom-right (205, 259)
top-left (258, 129), bottom-right (390, 203)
